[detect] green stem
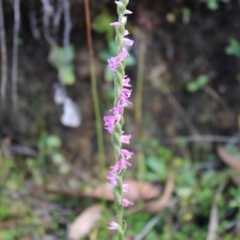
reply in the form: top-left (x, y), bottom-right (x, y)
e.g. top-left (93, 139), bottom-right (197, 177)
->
top-left (111, 1), bottom-right (131, 238)
top-left (84, 0), bottom-right (106, 182)
top-left (135, 31), bottom-right (146, 180)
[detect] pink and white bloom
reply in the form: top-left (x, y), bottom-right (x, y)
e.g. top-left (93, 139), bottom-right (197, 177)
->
top-left (107, 171), bottom-right (117, 187)
top-left (108, 55), bottom-right (123, 71)
top-left (121, 134), bottom-right (131, 144)
top-left (121, 198), bottom-right (134, 207)
top-left (103, 114), bottom-right (121, 133)
top-left (119, 48), bottom-right (129, 58)
top-left (122, 184), bottom-right (129, 192)
top-left (107, 48), bottom-right (129, 72)
top-left (124, 9), bottom-right (133, 15)
top-left (121, 88), bottom-right (132, 98)
top-left (108, 221), bottom-right (119, 230)
top-left (105, 3), bottom-right (134, 231)
top-left (123, 76), bottom-right (131, 87)
top-left (123, 38), bottom-right (134, 46)
top-left (118, 96), bottom-right (132, 107)
top-left (121, 149), bottom-right (134, 160)
top-left (107, 171), bottom-right (116, 180)
top-left (109, 105), bottom-right (124, 115)
top-left (111, 158), bottom-right (131, 172)
top-left (110, 22), bottom-right (120, 27)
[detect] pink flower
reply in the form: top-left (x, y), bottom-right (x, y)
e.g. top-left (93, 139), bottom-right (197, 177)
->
top-left (108, 55), bottom-right (123, 71)
top-left (123, 76), bottom-right (131, 87)
top-left (118, 96), bottom-right (132, 107)
top-left (119, 48), bottom-right (129, 58)
top-left (103, 114), bottom-right (121, 134)
top-left (121, 88), bottom-right (132, 98)
top-left (124, 9), bottom-right (133, 15)
top-left (123, 38), bottom-right (134, 46)
top-left (121, 149), bottom-right (134, 160)
top-left (109, 105), bottom-right (124, 115)
top-left (110, 22), bottom-right (120, 27)
top-left (121, 198), bottom-right (134, 207)
top-left (107, 171), bottom-right (117, 187)
top-left (121, 134), bottom-right (131, 144)
top-left (111, 158), bottom-right (131, 172)
top-left (122, 184), bottom-right (129, 192)
top-left (107, 48), bottom-right (129, 72)
top-left (107, 171), bottom-right (116, 180)
top-left (108, 221), bottom-right (119, 230)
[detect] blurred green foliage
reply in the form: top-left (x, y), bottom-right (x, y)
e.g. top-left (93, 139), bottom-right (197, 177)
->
top-left (186, 75), bottom-right (209, 92)
top-left (49, 45), bottom-right (76, 85)
top-left (225, 38), bottom-right (240, 57)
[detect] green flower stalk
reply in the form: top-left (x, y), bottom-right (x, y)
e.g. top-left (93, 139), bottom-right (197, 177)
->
top-left (103, 0), bottom-right (134, 239)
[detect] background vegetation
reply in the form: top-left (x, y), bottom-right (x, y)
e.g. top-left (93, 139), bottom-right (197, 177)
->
top-left (0, 0), bottom-right (240, 239)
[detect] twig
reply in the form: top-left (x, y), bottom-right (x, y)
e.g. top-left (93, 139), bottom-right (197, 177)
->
top-left (206, 181), bottom-right (226, 240)
top-left (53, 0), bottom-right (63, 35)
top-left (11, 0), bottom-right (20, 111)
top-left (204, 85), bottom-right (229, 109)
top-left (84, 0), bottom-right (106, 181)
top-left (163, 90), bottom-right (198, 134)
top-left (134, 213), bottom-right (162, 240)
top-left (165, 135), bottom-right (237, 144)
top-left (62, 0), bottom-right (71, 52)
top-left (41, 0), bottom-right (55, 45)
top-left (29, 0), bottom-right (40, 40)
top-left (0, 0), bottom-right (8, 107)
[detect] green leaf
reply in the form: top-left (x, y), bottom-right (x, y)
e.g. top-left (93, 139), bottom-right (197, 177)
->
top-left (186, 75), bottom-right (209, 92)
top-left (64, 45), bottom-right (75, 63)
top-left (182, 7), bottom-right (191, 15)
top-left (186, 82), bottom-right (199, 92)
top-left (144, 172), bottom-right (160, 181)
top-left (207, 0), bottom-right (219, 11)
top-left (45, 135), bottom-right (62, 149)
top-left (225, 38), bottom-right (240, 57)
top-left (49, 46), bottom-right (65, 67)
top-left (52, 153), bottom-right (65, 165)
top-left (197, 75), bottom-right (209, 86)
top-left (146, 156), bottom-right (167, 180)
top-left (59, 65), bottom-right (75, 85)
top-left (176, 187), bottom-right (192, 198)
top-left (92, 13), bottom-right (115, 40)
top-left (49, 45), bottom-right (75, 67)
top-left (177, 170), bottom-right (197, 187)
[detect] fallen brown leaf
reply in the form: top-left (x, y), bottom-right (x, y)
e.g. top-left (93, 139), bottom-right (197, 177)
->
top-left (217, 145), bottom-right (240, 172)
top-left (143, 176), bottom-right (174, 213)
top-left (91, 179), bottom-right (161, 202)
top-left (68, 204), bottom-right (103, 240)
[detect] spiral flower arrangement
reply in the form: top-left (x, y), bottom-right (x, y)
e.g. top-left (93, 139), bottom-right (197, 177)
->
top-left (103, 0), bottom-right (134, 238)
